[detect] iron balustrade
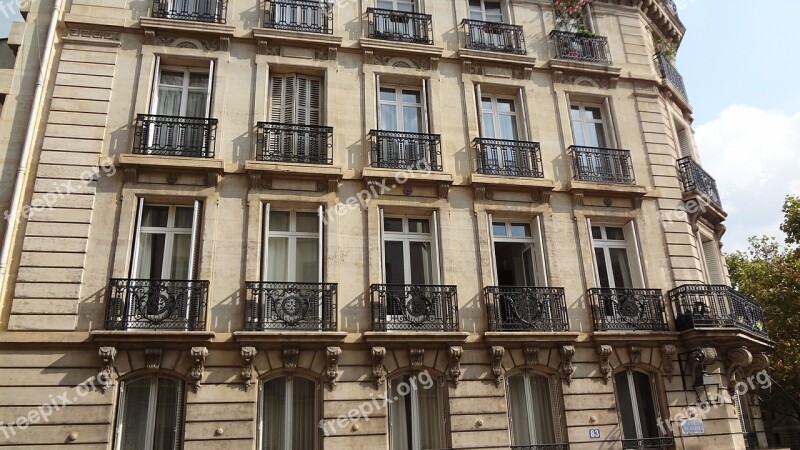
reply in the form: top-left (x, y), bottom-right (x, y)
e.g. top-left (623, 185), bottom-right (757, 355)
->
top-left (152, 0), bottom-right (227, 23)
top-left (485, 287), bottom-right (569, 332)
top-left (133, 114), bottom-right (218, 158)
top-left (244, 282), bottom-right (337, 331)
top-left (369, 129), bottom-right (443, 171)
top-left (622, 437), bottom-right (675, 449)
top-left (655, 53), bottom-right (688, 99)
top-left (256, 122), bottom-right (333, 164)
top-left (569, 145), bottom-right (635, 184)
top-left (512, 445), bottom-right (571, 450)
top-left (370, 284), bottom-right (459, 331)
top-left (677, 157), bottom-right (722, 207)
top-left (367, 8), bottom-right (433, 44)
top-left (474, 138), bottom-right (544, 178)
top-left (550, 30), bottom-right (612, 65)
top-left (105, 279), bottom-right (209, 330)
top-left (588, 288), bottom-right (669, 331)
top-left (264, 0), bottom-right (332, 34)
top-left (664, 0), bottom-right (679, 17)
top-left (669, 284), bottom-right (769, 338)
top-left (461, 19), bottom-right (526, 54)
top-left (743, 432), bottom-right (759, 449)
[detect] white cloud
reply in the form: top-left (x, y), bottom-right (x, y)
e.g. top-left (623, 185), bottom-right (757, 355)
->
top-left (694, 106), bottom-right (800, 252)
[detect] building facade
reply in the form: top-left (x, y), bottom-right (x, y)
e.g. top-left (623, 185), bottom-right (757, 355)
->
top-left (0, 0), bottom-right (776, 449)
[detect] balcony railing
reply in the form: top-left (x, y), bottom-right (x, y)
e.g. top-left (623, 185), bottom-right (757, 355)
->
top-left (256, 122), bottom-right (333, 164)
top-left (622, 437), bottom-right (675, 449)
top-left (369, 130), bottom-right (442, 171)
top-left (461, 19), bottom-right (526, 54)
top-left (588, 288), bottom-right (669, 331)
top-left (366, 8), bottom-right (433, 44)
top-left (474, 138), bottom-right (544, 178)
top-left (677, 157), bottom-right (722, 207)
top-left (370, 284), bottom-right (459, 331)
top-left (152, 0), bottom-right (227, 23)
top-left (550, 30), bottom-right (612, 65)
top-left (264, 0), bottom-right (332, 34)
top-left (743, 432), bottom-right (759, 449)
top-left (133, 114), bottom-right (218, 158)
top-left (512, 445), bottom-right (570, 450)
top-left (664, 0), bottom-right (679, 17)
top-left (655, 53), bottom-right (688, 99)
top-left (569, 145), bottom-right (635, 184)
top-left (244, 282), bottom-right (337, 331)
top-left (486, 287), bottom-right (569, 332)
top-left (105, 279), bottom-right (209, 330)
top-left (669, 284), bottom-right (769, 338)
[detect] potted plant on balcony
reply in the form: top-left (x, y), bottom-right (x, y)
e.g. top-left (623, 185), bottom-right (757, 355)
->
top-left (654, 37), bottom-right (677, 61)
top-left (553, 0), bottom-right (589, 32)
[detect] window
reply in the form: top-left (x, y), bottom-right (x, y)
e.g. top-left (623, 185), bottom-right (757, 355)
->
top-left (153, 66), bottom-right (211, 119)
top-left (382, 214), bottom-right (438, 285)
top-left (570, 103), bottom-right (608, 148)
top-left (260, 375), bottom-right (318, 450)
top-left (389, 374), bottom-right (445, 450)
top-left (481, 95), bottom-right (519, 141)
top-left (270, 74), bottom-right (323, 127)
top-left (590, 222), bottom-right (644, 289)
top-left (269, 0), bottom-right (328, 32)
top-left (469, 0), bottom-right (503, 22)
top-left (675, 122), bottom-right (694, 159)
top-left (377, 0), bottom-right (415, 12)
top-left (699, 235), bottom-right (724, 285)
top-left (114, 375), bottom-right (184, 450)
top-left (735, 391), bottom-right (757, 437)
top-left (507, 372), bottom-right (561, 447)
top-left (262, 207), bottom-right (322, 283)
top-left (379, 85), bottom-right (426, 134)
top-left (614, 370), bottom-right (664, 443)
top-left (131, 200), bottom-right (202, 280)
top-left (490, 219), bottom-right (546, 287)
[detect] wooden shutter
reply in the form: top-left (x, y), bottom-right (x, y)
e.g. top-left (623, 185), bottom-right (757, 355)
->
top-left (586, 218), bottom-right (600, 287)
top-left (283, 75), bottom-right (296, 124)
top-left (318, 205), bottom-right (324, 282)
top-left (678, 128), bottom-right (693, 158)
top-left (421, 79), bottom-right (430, 133)
top-left (623, 220), bottom-right (646, 289)
top-left (269, 75), bottom-right (286, 122)
top-left (261, 203), bottom-right (271, 282)
top-left (205, 60), bottom-right (214, 118)
top-left (308, 77), bottom-right (322, 126)
top-left (378, 207), bottom-right (385, 282)
top-left (375, 74), bottom-right (382, 129)
top-left (474, 83), bottom-right (483, 137)
top-left (130, 197), bottom-right (145, 278)
top-left (702, 239), bottom-right (724, 284)
top-left (431, 210), bottom-right (442, 284)
top-left (188, 200), bottom-right (202, 280)
top-left (487, 213), bottom-right (497, 285)
top-left (518, 87), bottom-right (530, 141)
top-left (534, 215), bottom-right (549, 287)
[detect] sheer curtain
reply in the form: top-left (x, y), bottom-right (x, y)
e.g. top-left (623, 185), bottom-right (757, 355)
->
top-left (416, 378), bottom-right (443, 450)
top-left (529, 375), bottom-right (555, 444)
top-left (389, 376), bottom-right (411, 450)
top-left (507, 374), bottom-right (532, 445)
top-left (291, 377), bottom-right (317, 449)
top-left (614, 371), bottom-right (637, 439)
top-left (119, 378), bottom-right (151, 449)
top-left (153, 377), bottom-right (183, 450)
top-left (632, 372), bottom-right (660, 438)
top-left (262, 378), bottom-right (286, 450)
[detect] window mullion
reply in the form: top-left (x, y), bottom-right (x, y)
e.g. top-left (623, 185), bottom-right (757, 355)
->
top-left (179, 69), bottom-right (189, 117)
top-left (524, 374), bottom-right (537, 444)
top-left (145, 376), bottom-right (158, 450)
top-left (628, 371), bottom-right (643, 439)
top-left (285, 377), bottom-right (293, 449)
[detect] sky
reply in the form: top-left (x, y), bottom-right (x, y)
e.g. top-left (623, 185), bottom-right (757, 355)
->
top-left (1, 1), bottom-right (797, 252)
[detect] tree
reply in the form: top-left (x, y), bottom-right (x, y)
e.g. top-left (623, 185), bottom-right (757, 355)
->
top-left (726, 195), bottom-right (800, 421)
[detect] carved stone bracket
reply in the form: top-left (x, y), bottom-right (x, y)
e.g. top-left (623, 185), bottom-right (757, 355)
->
top-left (410, 347), bottom-right (424, 368)
top-left (490, 346), bottom-right (505, 387)
top-left (572, 191), bottom-right (585, 206)
top-left (474, 186), bottom-right (486, 201)
top-left (689, 347), bottom-right (718, 384)
top-left (597, 345), bottom-right (613, 384)
top-left (324, 347), bottom-right (341, 390)
top-left (437, 182), bottom-right (451, 199)
top-left (560, 345), bottom-right (575, 385)
top-left (241, 347), bottom-right (257, 391)
top-left (628, 345), bottom-right (642, 365)
top-left (145, 348), bottom-right (163, 370)
top-left (725, 346), bottom-right (753, 382)
top-left (448, 346), bottom-right (463, 387)
top-left (283, 347), bottom-right (299, 369)
top-left (661, 344), bottom-right (676, 381)
top-left (746, 352), bottom-right (769, 381)
top-left (372, 347), bottom-right (387, 389)
top-left (524, 345), bottom-right (539, 366)
top-left (98, 347), bottom-right (117, 393)
top-left (189, 347), bottom-right (208, 392)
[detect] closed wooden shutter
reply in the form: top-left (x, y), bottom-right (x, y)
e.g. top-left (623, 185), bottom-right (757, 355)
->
top-left (702, 239), bottom-right (724, 284)
top-left (270, 74), bottom-right (323, 125)
top-left (678, 128), bottom-right (693, 158)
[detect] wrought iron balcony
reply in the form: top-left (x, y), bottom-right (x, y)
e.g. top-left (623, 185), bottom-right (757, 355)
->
top-left (655, 53), bottom-right (687, 99)
top-left (133, 114), bottom-right (218, 158)
top-left (550, 30), bottom-right (612, 65)
top-left (105, 279), bottom-right (209, 330)
top-left (369, 129), bottom-right (442, 171)
top-left (486, 287), bottom-right (569, 332)
top-left (256, 122), bottom-right (333, 164)
top-left (669, 284), bottom-right (769, 338)
top-left (622, 437), bottom-right (675, 449)
top-left (743, 432), bottom-right (759, 449)
top-left (588, 288), bottom-right (668, 331)
top-left (264, 0), bottom-right (332, 34)
top-left (663, 0), bottom-right (679, 17)
top-left (366, 8), bottom-right (433, 45)
top-left (152, 0), bottom-right (227, 23)
top-left (569, 145), bottom-right (635, 184)
top-left (474, 138), bottom-right (544, 178)
top-left (461, 19), bottom-right (526, 54)
top-left (677, 157), bottom-right (722, 207)
top-left (244, 282), bottom-right (337, 331)
top-left (512, 445), bottom-right (570, 450)
top-left (370, 284), bottom-right (459, 331)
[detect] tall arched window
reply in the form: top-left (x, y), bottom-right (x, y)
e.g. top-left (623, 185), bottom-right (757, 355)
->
top-left (614, 369), bottom-right (663, 445)
top-left (260, 375), bottom-right (319, 450)
top-left (114, 374), bottom-right (184, 450)
top-left (388, 373), bottom-right (446, 450)
top-left (507, 371), bottom-right (562, 446)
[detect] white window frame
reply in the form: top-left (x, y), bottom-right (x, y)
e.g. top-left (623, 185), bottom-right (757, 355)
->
top-left (614, 369), bottom-right (662, 441)
top-left (388, 374), bottom-right (446, 450)
top-left (570, 102), bottom-right (611, 148)
top-left (469, 0), bottom-right (504, 22)
top-left (114, 375), bottom-right (184, 450)
top-left (150, 63), bottom-right (214, 118)
top-left (130, 200), bottom-right (201, 280)
top-left (378, 83), bottom-right (429, 133)
top-left (490, 218), bottom-right (540, 287)
top-left (590, 223), bottom-right (645, 289)
top-left (257, 375), bottom-right (320, 450)
top-left (377, 0), bottom-right (416, 12)
top-left (480, 94), bottom-right (521, 141)
top-left (261, 205), bottom-right (324, 283)
top-left (381, 214), bottom-right (441, 285)
top-left (506, 370), bottom-right (561, 446)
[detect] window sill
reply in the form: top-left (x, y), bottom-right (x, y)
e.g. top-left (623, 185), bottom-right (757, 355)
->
top-left (140, 16), bottom-right (235, 37)
top-left (567, 180), bottom-right (648, 196)
top-left (458, 48), bottom-right (535, 68)
top-left (591, 331), bottom-right (678, 346)
top-left (91, 330), bottom-right (216, 344)
top-left (359, 37), bottom-right (444, 59)
top-left (253, 27), bottom-right (343, 48)
top-left (548, 59), bottom-right (622, 84)
top-left (660, 78), bottom-right (692, 113)
top-left (677, 328), bottom-right (774, 351)
top-left (484, 331), bottom-right (580, 344)
top-left (681, 190), bottom-right (727, 222)
top-left (118, 153), bottom-right (224, 186)
top-left (234, 331), bottom-right (347, 346)
top-left (362, 167), bottom-right (453, 199)
top-left (364, 331), bottom-right (469, 345)
top-left (245, 160), bottom-right (342, 193)
top-left (471, 173), bottom-right (554, 191)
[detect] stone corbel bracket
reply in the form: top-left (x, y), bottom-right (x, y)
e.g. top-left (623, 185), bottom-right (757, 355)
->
top-left (690, 347), bottom-right (718, 382)
top-left (490, 346), bottom-right (505, 387)
top-left (745, 352), bottom-right (769, 382)
top-left (560, 345), bottom-right (575, 385)
top-left (661, 344), bottom-right (676, 381)
top-left (410, 347), bottom-right (424, 368)
top-left (524, 345), bottom-right (539, 366)
top-left (725, 346), bottom-right (753, 383)
top-left (189, 347), bottom-right (208, 393)
top-left (283, 347), bottom-right (299, 369)
top-left (324, 346), bottom-right (342, 390)
top-left (628, 345), bottom-right (642, 365)
top-left (597, 345), bottom-right (613, 384)
top-left (98, 346), bottom-right (117, 393)
top-left (145, 347), bottom-right (163, 370)
top-left (372, 347), bottom-right (387, 389)
top-left (448, 346), bottom-right (463, 387)
top-left (241, 347), bottom-right (257, 391)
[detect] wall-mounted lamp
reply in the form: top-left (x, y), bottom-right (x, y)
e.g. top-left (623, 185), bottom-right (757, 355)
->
top-left (678, 347), bottom-right (721, 403)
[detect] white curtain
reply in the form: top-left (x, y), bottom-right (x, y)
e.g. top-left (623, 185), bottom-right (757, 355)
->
top-left (262, 378), bottom-right (286, 450)
top-left (268, 237), bottom-right (289, 282)
top-left (529, 375), bottom-right (555, 444)
top-left (416, 378), bottom-right (442, 449)
top-left (119, 378), bottom-right (151, 449)
top-left (153, 377), bottom-right (183, 450)
top-left (291, 377), bottom-right (316, 449)
top-left (296, 238), bottom-right (320, 283)
top-left (389, 376), bottom-right (411, 449)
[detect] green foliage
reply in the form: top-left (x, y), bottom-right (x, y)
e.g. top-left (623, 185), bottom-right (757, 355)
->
top-left (654, 37), bottom-right (677, 61)
top-left (780, 195), bottom-right (800, 245)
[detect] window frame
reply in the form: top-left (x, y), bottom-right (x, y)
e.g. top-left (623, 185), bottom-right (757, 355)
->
top-left (377, 0), bottom-right (417, 12)
top-left (480, 94), bottom-right (521, 141)
top-left (490, 218), bottom-right (541, 287)
top-left (113, 374), bottom-right (186, 450)
top-left (505, 369), bottom-right (563, 446)
top-left (590, 224), bottom-right (632, 289)
top-left (257, 374), bottom-right (321, 450)
top-left (698, 232), bottom-right (724, 285)
top-left (569, 101), bottom-right (611, 148)
top-left (613, 369), bottom-right (665, 442)
top-left (149, 60), bottom-right (214, 119)
top-left (268, 73), bottom-right (324, 126)
top-left (378, 83), bottom-right (428, 134)
top-left (468, 0), bottom-right (504, 22)
top-left (381, 214), bottom-right (440, 285)
top-left (387, 372), bottom-right (448, 450)
top-left (261, 204), bottom-right (324, 283)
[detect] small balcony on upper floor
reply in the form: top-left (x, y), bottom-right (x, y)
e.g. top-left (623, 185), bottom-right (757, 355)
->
top-left (655, 53), bottom-right (688, 100)
top-left (669, 284), bottom-right (769, 339)
top-left (256, 122), bottom-right (333, 165)
top-left (263, 0), bottom-right (333, 34)
top-left (151, 0), bottom-right (228, 24)
top-left (677, 157), bottom-right (722, 208)
top-left (588, 288), bottom-right (670, 332)
top-left (485, 287), bottom-right (569, 332)
top-left (366, 8), bottom-right (434, 45)
top-left (368, 129), bottom-right (442, 172)
top-left (104, 279), bottom-right (209, 331)
top-left (133, 114), bottom-right (218, 159)
top-left (569, 145), bottom-right (635, 184)
top-left (370, 284), bottom-right (459, 332)
top-left (474, 138), bottom-right (544, 178)
top-left (461, 19), bottom-right (526, 55)
top-left (550, 30), bottom-right (612, 65)
top-left (244, 282), bottom-right (338, 331)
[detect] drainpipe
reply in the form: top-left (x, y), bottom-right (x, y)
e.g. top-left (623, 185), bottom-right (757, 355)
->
top-left (0, 0), bottom-right (64, 301)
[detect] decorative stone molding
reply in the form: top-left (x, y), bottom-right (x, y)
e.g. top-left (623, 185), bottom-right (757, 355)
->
top-left (437, 182), bottom-right (451, 200)
top-left (725, 346), bottom-right (753, 382)
top-left (746, 352), bottom-right (769, 380)
top-left (628, 345), bottom-right (642, 365)
top-left (241, 347), bottom-right (257, 391)
top-left (490, 346), bottom-right (505, 387)
top-left (145, 348), bottom-right (163, 370)
top-left (372, 347), bottom-right (386, 389)
top-left (572, 191), bottom-right (585, 206)
top-left (189, 347), bottom-right (208, 392)
top-left (661, 344), bottom-right (676, 381)
top-left (410, 348), bottom-right (424, 368)
top-left (448, 346), bottom-right (463, 386)
top-left (523, 345), bottom-right (539, 366)
top-left (597, 345), bottom-right (613, 384)
top-left (66, 28), bottom-right (121, 43)
top-left (324, 347), bottom-right (341, 390)
top-left (98, 347), bottom-right (117, 393)
top-left (283, 347), bottom-right (299, 369)
top-left (560, 345), bottom-right (575, 385)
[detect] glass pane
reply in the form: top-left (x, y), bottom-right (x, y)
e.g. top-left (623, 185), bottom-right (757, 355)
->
top-left (496, 99), bottom-right (515, 113)
top-left (408, 218), bottom-right (430, 234)
top-left (485, 1), bottom-right (502, 22)
top-left (160, 71), bottom-right (184, 87)
top-left (142, 206), bottom-right (170, 228)
top-left (188, 72), bottom-right (209, 88)
top-left (380, 88), bottom-right (397, 102)
top-left (416, 377), bottom-right (443, 449)
top-left (492, 222), bottom-right (507, 237)
top-left (402, 90), bottom-right (421, 104)
top-left (296, 212), bottom-right (319, 233)
top-left (153, 377), bottom-right (182, 450)
top-left (186, 91), bottom-right (207, 118)
top-left (291, 377), bottom-right (317, 449)
top-left (497, 114), bottom-right (518, 140)
top-left (269, 211), bottom-right (290, 232)
top-left (119, 378), bottom-right (152, 450)
top-left (389, 376), bottom-right (412, 450)
top-left (469, 0), bottom-right (483, 20)
top-left (170, 234), bottom-right (191, 280)
top-left (529, 375), bottom-right (555, 444)
top-left (174, 207), bottom-right (194, 229)
top-left (605, 227), bottom-right (625, 240)
top-left (481, 98), bottom-right (493, 111)
top-left (157, 88), bottom-right (182, 116)
top-left (510, 223), bottom-right (531, 237)
top-left (522, 247), bottom-right (537, 287)
top-left (609, 248), bottom-right (633, 289)
top-left (262, 378), bottom-right (287, 450)
top-left (595, 247), bottom-right (610, 288)
top-left (402, 105), bottom-right (422, 133)
top-left (570, 105), bottom-right (582, 121)
top-left (409, 241), bottom-right (433, 285)
top-left (139, 233), bottom-right (166, 279)
top-left (267, 237), bottom-right (289, 282)
top-left (615, 372), bottom-right (638, 440)
top-left (591, 226), bottom-right (602, 240)
top-left (508, 374), bottom-right (533, 445)
top-left (384, 241), bottom-right (405, 284)
top-left (296, 238), bottom-right (320, 283)
top-left (632, 371), bottom-right (660, 439)
top-left (587, 122), bottom-right (607, 148)
top-left (585, 106), bottom-right (603, 121)
top-left (482, 112), bottom-right (497, 138)
top-left (380, 104), bottom-right (398, 131)
top-left (384, 217), bottom-right (403, 232)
